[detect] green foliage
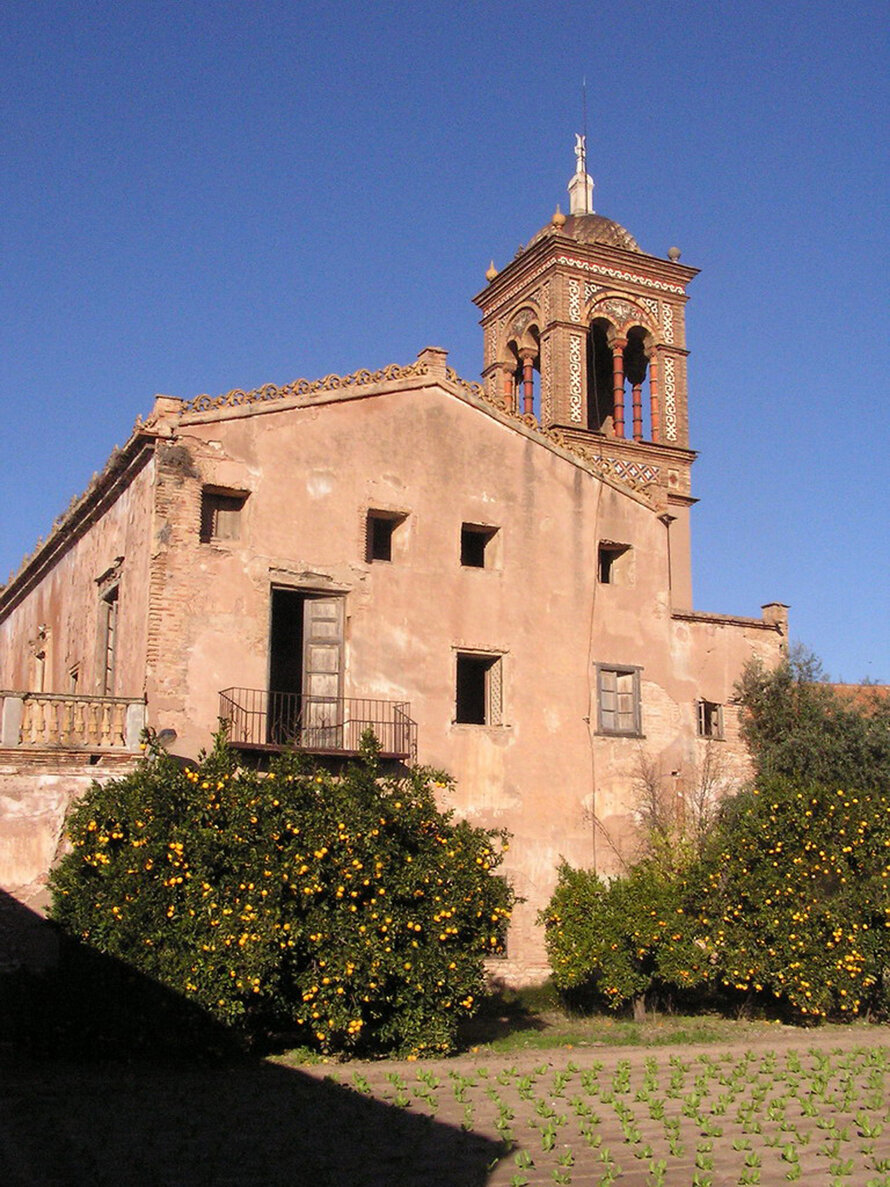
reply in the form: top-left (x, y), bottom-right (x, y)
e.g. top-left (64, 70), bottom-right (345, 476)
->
top-left (702, 779), bottom-right (890, 1020)
top-left (737, 652), bottom-right (890, 791)
top-left (540, 861), bottom-right (711, 1011)
top-left (544, 654), bottom-right (890, 1022)
top-left (50, 734), bottom-right (513, 1055)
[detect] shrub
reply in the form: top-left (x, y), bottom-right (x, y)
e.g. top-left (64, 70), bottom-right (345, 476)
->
top-left (703, 779), bottom-right (890, 1020)
top-left (540, 860), bottom-right (711, 1015)
top-left (50, 733), bottom-right (513, 1056)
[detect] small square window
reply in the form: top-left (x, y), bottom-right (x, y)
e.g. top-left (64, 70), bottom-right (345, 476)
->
top-left (597, 665), bottom-right (642, 736)
top-left (201, 488), bottom-right (247, 542)
top-left (598, 542), bottom-right (631, 584)
top-left (697, 700), bottom-right (724, 739)
top-left (461, 524), bottom-right (498, 568)
top-left (366, 511), bottom-right (406, 562)
top-left (455, 652), bottom-right (503, 725)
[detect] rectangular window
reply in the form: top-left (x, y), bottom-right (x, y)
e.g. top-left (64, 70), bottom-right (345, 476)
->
top-left (697, 700), bottom-right (724, 739)
top-left (99, 587), bottom-right (119, 696)
top-left (200, 488), bottom-right (247, 542)
top-left (597, 665), bottom-right (642, 736)
top-left (455, 652), bottom-right (503, 725)
top-left (366, 511), bottom-right (406, 562)
top-left (461, 524), bottom-right (498, 568)
top-left (598, 542), bottom-right (631, 584)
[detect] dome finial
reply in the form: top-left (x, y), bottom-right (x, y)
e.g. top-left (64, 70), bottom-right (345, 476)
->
top-left (568, 134), bottom-right (594, 216)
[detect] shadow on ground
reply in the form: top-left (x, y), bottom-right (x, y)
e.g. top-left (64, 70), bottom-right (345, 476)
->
top-left (0, 890), bottom-right (505, 1186)
top-left (457, 987), bottom-right (549, 1049)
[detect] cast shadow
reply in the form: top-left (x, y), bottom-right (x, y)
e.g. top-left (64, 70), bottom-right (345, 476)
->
top-left (0, 890), bottom-right (506, 1186)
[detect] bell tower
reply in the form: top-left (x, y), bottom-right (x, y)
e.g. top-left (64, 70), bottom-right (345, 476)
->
top-left (474, 138), bottom-right (700, 508)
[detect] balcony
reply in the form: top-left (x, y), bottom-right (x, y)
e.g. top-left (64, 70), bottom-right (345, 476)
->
top-left (218, 688), bottom-right (418, 761)
top-left (0, 691), bottom-right (146, 751)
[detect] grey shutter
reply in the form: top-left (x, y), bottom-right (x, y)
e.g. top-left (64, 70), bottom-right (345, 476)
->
top-left (599, 668), bottom-right (617, 732)
top-left (302, 596), bottom-right (344, 748)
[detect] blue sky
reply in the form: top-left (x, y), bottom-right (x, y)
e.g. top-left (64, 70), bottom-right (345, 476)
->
top-left (2, 1), bottom-right (887, 681)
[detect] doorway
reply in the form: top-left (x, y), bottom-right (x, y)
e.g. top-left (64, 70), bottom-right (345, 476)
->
top-left (268, 588), bottom-right (344, 748)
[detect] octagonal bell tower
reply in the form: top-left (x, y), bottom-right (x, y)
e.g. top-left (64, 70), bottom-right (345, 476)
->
top-left (474, 137), bottom-right (700, 508)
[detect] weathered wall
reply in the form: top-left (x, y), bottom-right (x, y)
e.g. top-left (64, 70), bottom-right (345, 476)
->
top-left (0, 753), bottom-right (137, 912)
top-left (139, 380), bottom-right (784, 977)
top-left (0, 454), bottom-right (156, 700)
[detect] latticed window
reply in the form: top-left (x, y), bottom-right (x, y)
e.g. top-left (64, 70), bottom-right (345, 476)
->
top-left (200, 489), bottom-right (247, 542)
top-left (597, 665), bottom-right (642, 736)
top-left (455, 652), bottom-right (504, 725)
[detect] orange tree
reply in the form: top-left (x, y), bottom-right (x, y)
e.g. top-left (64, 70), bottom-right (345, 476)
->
top-left (50, 733), bottom-right (513, 1056)
top-left (541, 860), bottom-right (711, 1016)
top-left (702, 779), bottom-right (890, 1020)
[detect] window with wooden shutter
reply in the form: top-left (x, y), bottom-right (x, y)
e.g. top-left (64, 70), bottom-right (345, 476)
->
top-left (697, 700), bottom-right (724, 739)
top-left (455, 652), bottom-right (504, 725)
top-left (200, 488), bottom-right (248, 542)
top-left (596, 665), bottom-right (642, 736)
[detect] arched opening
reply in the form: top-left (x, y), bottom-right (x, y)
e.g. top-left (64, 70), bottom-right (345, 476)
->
top-left (624, 325), bottom-right (652, 442)
top-left (507, 324), bottom-right (541, 422)
top-left (586, 319), bottom-right (613, 433)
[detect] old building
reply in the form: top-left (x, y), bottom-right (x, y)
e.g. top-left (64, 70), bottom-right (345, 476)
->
top-left (0, 143), bottom-right (786, 977)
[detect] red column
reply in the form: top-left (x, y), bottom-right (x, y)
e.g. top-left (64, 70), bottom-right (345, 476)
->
top-left (521, 353), bottom-right (536, 417)
top-left (632, 383), bottom-right (643, 441)
top-left (611, 338), bottom-right (627, 438)
top-left (648, 353), bottom-right (660, 443)
top-left (502, 367), bottom-right (515, 412)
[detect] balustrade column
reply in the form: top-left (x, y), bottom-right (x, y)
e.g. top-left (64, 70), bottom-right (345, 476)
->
top-left (648, 353), bottom-right (660, 444)
top-left (611, 338), bottom-right (627, 438)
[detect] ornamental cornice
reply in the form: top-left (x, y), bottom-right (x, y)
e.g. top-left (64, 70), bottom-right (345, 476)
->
top-left (179, 361), bottom-right (429, 416)
top-left (478, 254), bottom-right (686, 321)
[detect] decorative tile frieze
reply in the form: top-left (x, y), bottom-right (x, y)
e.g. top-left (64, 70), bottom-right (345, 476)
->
top-left (568, 278), bottom-right (582, 322)
top-left (663, 356), bottom-right (677, 441)
top-left (541, 337), bottom-right (552, 424)
top-left (591, 457), bottom-right (661, 484)
top-left (662, 303), bottom-right (675, 344)
top-left (642, 297), bottom-right (659, 321)
top-left (488, 254), bottom-right (685, 314)
top-left (485, 322), bottom-right (496, 365)
top-left (568, 335), bottom-right (583, 422)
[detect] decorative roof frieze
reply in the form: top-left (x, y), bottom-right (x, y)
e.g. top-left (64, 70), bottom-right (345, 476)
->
top-left (180, 360), bottom-right (429, 416)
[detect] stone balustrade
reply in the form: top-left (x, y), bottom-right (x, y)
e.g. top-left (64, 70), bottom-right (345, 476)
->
top-left (0, 691), bottom-right (146, 751)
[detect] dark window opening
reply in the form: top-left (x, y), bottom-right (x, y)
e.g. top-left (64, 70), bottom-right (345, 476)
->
top-left (201, 489), bottom-right (247, 542)
top-left (598, 543), bottom-right (630, 584)
top-left (366, 511), bottom-right (405, 562)
top-left (455, 653), bottom-right (502, 725)
top-left (698, 700), bottom-right (724, 739)
top-left (587, 320), bottom-right (614, 433)
top-left (461, 524), bottom-right (497, 568)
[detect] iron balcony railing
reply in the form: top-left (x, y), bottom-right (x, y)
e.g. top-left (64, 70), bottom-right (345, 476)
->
top-left (218, 688), bottom-right (417, 760)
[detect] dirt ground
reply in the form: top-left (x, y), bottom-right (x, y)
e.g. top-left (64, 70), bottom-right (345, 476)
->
top-left (2, 1026), bottom-right (889, 1185)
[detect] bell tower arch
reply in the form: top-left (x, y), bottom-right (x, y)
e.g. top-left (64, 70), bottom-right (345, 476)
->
top-left (475, 138), bottom-right (699, 504)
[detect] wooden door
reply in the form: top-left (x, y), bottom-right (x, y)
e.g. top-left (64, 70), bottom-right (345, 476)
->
top-left (302, 596), bottom-right (344, 748)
